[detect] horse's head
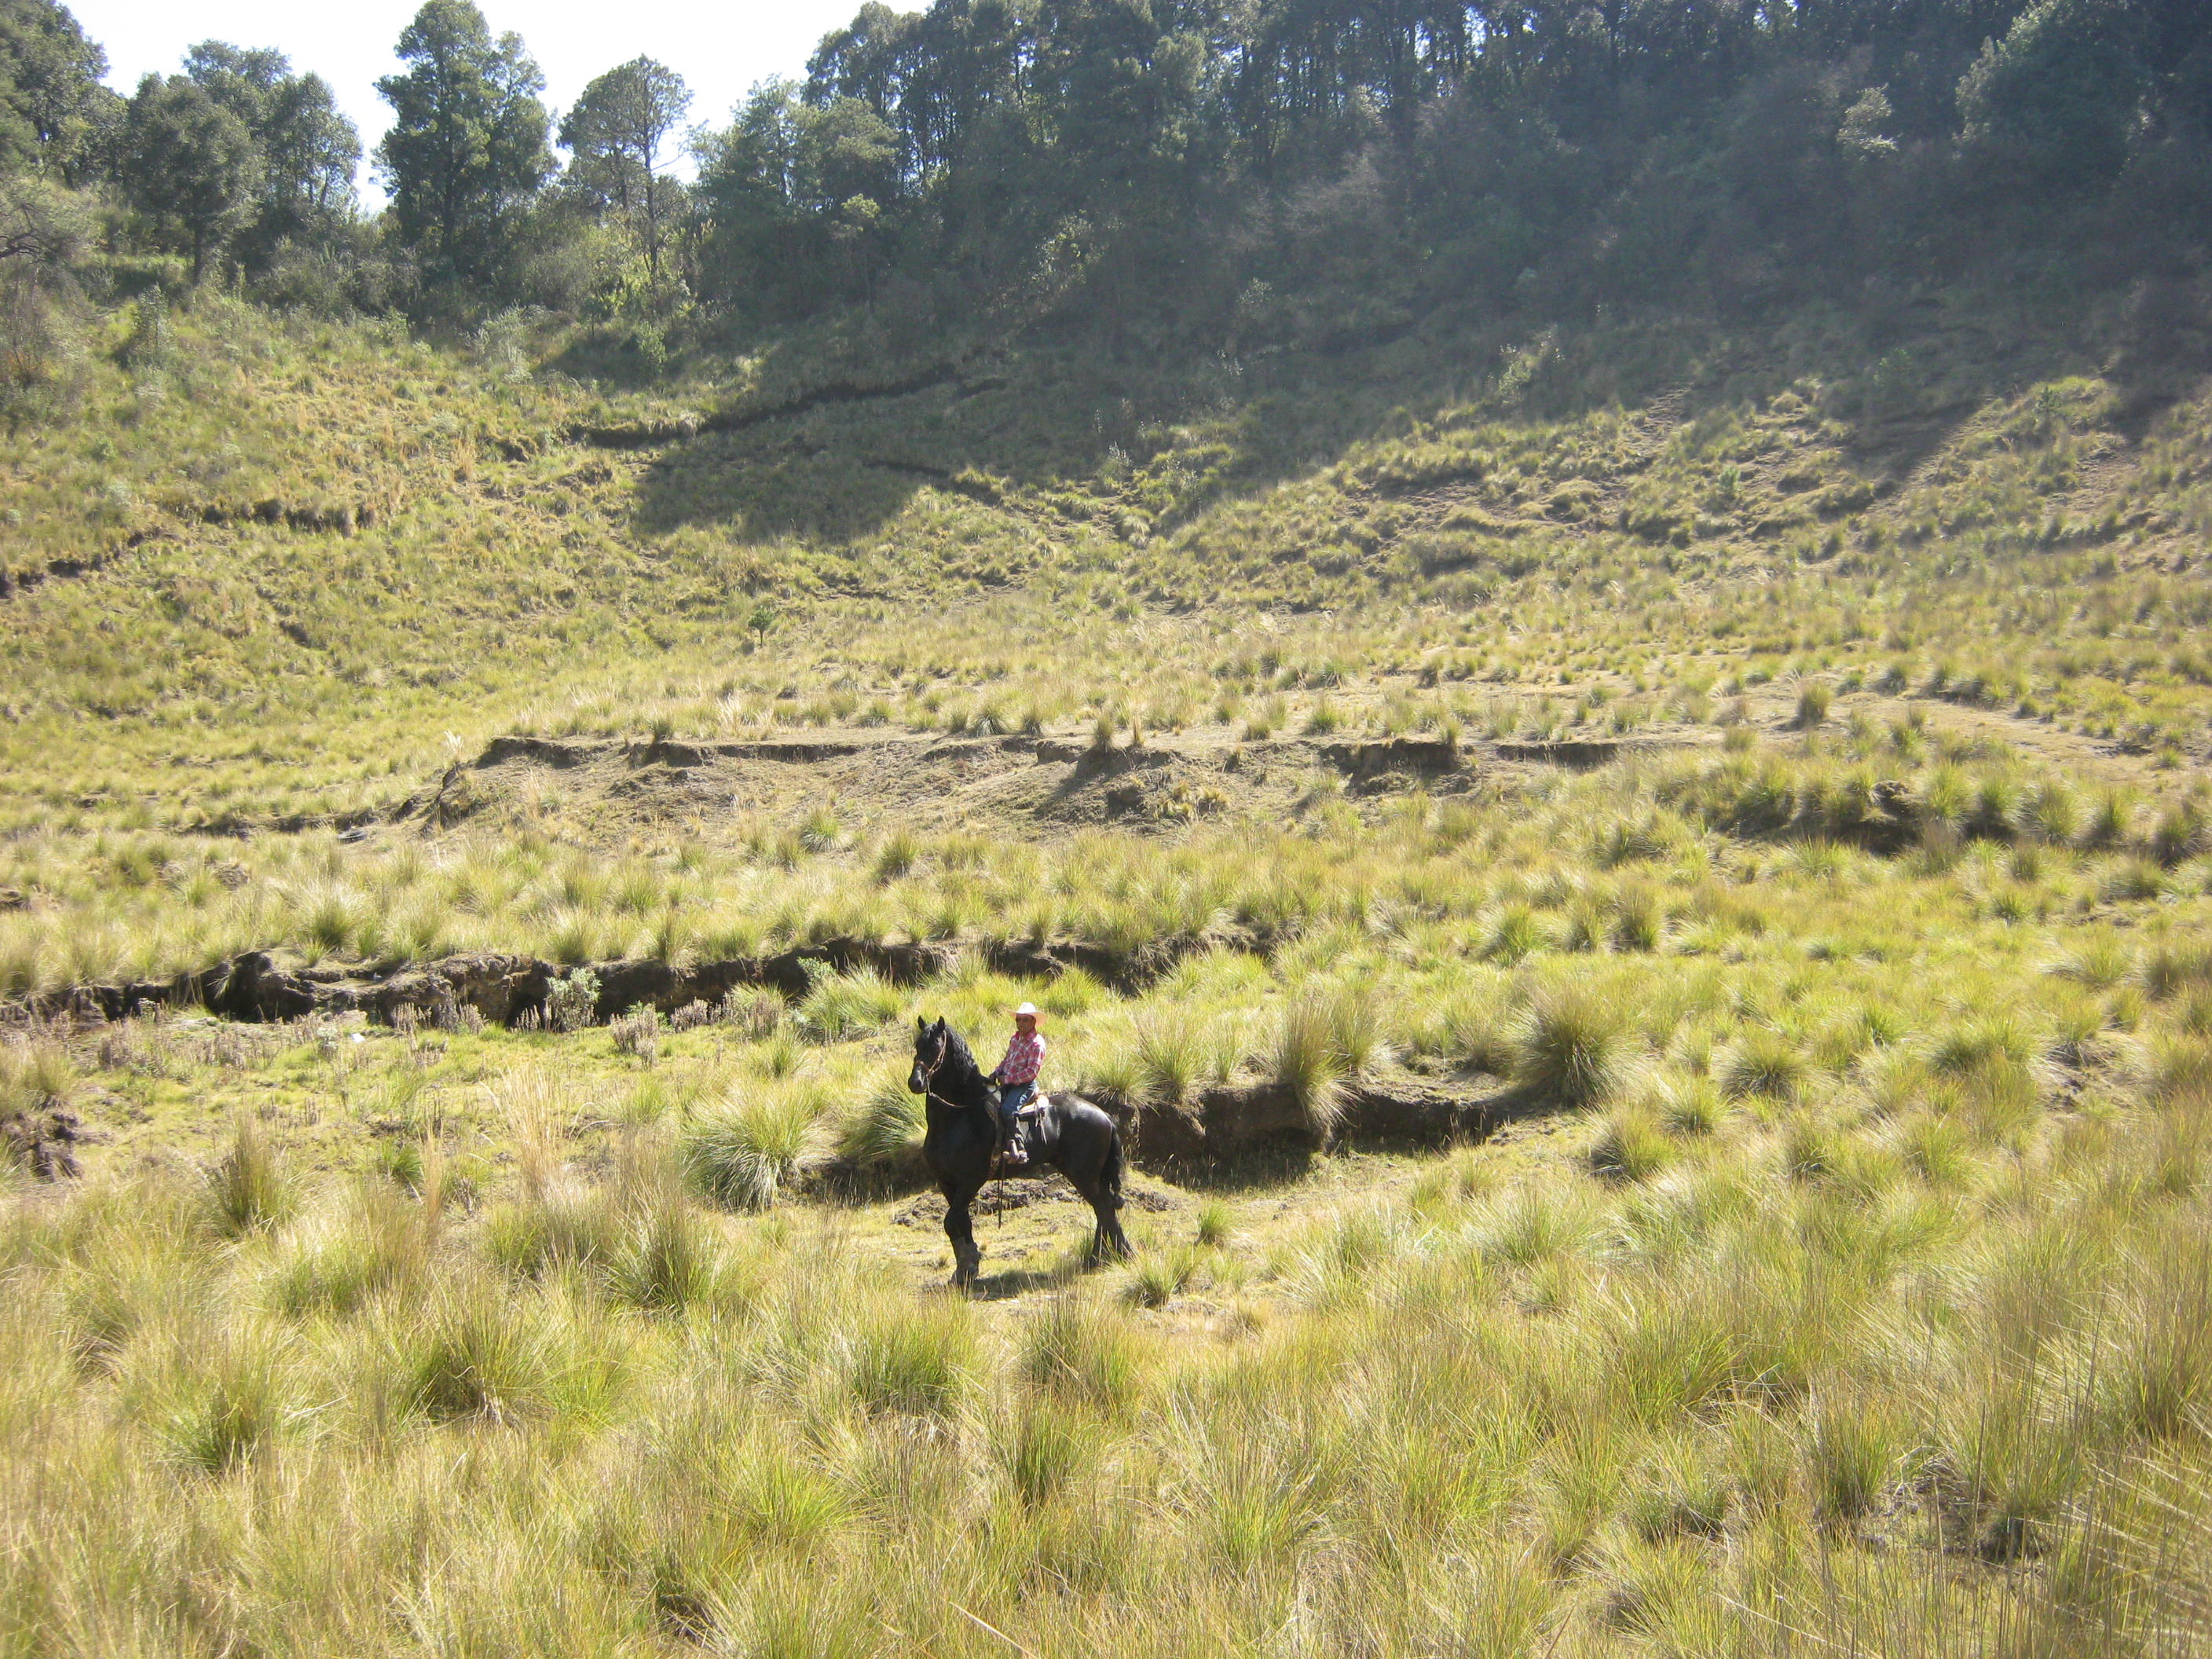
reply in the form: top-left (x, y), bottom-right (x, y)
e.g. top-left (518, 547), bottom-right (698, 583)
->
top-left (910, 1016), bottom-right (950, 1096)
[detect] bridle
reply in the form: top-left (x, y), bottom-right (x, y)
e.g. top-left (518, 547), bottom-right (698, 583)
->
top-left (915, 1027), bottom-right (962, 1110)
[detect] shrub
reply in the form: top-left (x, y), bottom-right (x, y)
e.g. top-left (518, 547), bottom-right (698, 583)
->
top-left (798, 808), bottom-right (841, 853)
top-left (141, 1325), bottom-right (296, 1474)
top-left (1269, 983), bottom-right (1379, 1132)
top-left (387, 1279), bottom-right (557, 1425)
top-left (1483, 903), bottom-right (1545, 964)
top-left (2084, 789), bottom-right (2135, 850)
top-left (846, 1298), bottom-right (977, 1417)
top-left (1482, 1185), bottom-right (1600, 1265)
top-left (1513, 984), bottom-right (1627, 1107)
top-left (1122, 1243), bottom-right (1199, 1309)
top-left (603, 1189), bottom-right (719, 1315)
top-left (2104, 1217), bottom-right (2212, 1441)
top-left (1932, 1014), bottom-right (2035, 1076)
top-left (2141, 942), bottom-right (2212, 1002)
top-left (795, 967), bottom-right (903, 1043)
top-left (0, 1039), bottom-right (75, 1114)
top-left (1020, 1293), bottom-right (1145, 1411)
top-left (1657, 1075), bottom-right (1724, 1137)
top-left (873, 830), bottom-right (921, 881)
top-left (545, 969), bottom-right (601, 1033)
top-left (997, 1399), bottom-right (1100, 1508)
top-left (1038, 968), bottom-right (1107, 1018)
top-left (1132, 1009), bottom-right (1205, 1107)
top-left (1807, 1391), bottom-right (1910, 1518)
top-left (2152, 802), bottom-right (2207, 869)
top-left (1320, 980), bottom-right (1384, 1075)
top-left (1440, 985), bottom-right (1516, 1075)
top-left (1588, 1106), bottom-right (1673, 1181)
top-left (1781, 1117), bottom-right (1839, 1181)
top-left (717, 987), bottom-right (786, 1038)
top-left (482, 1184), bottom-right (619, 1279)
top-left (1610, 881), bottom-right (1664, 952)
top-left (2100, 859), bottom-right (2167, 903)
top-left (2053, 936), bottom-right (2132, 990)
top-left (266, 1185), bottom-right (430, 1317)
top-left (1195, 1199), bottom-right (1232, 1247)
top-left (1269, 994), bottom-right (1346, 1131)
top-left (610, 1006), bottom-right (662, 1064)
top-left (2019, 780), bottom-right (2080, 845)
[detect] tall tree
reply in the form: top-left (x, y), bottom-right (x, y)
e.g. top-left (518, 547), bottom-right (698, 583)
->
top-left (1958, 0), bottom-right (2148, 185)
top-left (184, 42), bottom-right (359, 269)
top-left (559, 57), bottom-right (690, 276)
top-left (119, 74), bottom-right (261, 282)
top-left (375, 0), bottom-right (553, 293)
top-left (0, 0), bottom-right (112, 179)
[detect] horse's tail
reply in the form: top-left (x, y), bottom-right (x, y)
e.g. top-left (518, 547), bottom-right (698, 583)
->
top-left (1100, 1118), bottom-right (1125, 1207)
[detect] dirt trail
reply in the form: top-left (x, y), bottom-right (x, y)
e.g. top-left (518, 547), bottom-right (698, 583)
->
top-left (413, 723), bottom-right (1724, 849)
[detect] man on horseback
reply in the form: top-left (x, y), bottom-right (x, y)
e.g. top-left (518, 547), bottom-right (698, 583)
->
top-left (988, 1002), bottom-right (1045, 1170)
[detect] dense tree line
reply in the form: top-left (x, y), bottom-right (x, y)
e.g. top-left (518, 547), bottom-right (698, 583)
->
top-left (4, 0), bottom-right (2210, 378)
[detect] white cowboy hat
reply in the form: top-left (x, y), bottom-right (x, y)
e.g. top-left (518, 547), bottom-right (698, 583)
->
top-left (1013, 1002), bottom-right (1041, 1019)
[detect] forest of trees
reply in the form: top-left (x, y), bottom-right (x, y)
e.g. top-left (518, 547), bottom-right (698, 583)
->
top-left (4, 0), bottom-right (2211, 387)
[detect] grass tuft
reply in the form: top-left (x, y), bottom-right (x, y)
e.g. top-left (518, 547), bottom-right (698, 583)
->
top-left (846, 1298), bottom-right (977, 1417)
top-left (836, 1078), bottom-right (925, 1173)
top-left (682, 1086), bottom-right (825, 1210)
top-left (200, 1113), bottom-right (292, 1238)
top-left (1513, 983), bottom-right (1628, 1108)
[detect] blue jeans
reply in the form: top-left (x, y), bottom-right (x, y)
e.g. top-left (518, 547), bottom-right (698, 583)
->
top-left (998, 1082), bottom-right (1035, 1148)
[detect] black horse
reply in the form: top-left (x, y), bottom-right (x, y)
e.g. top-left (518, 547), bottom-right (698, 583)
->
top-left (909, 1016), bottom-right (1132, 1288)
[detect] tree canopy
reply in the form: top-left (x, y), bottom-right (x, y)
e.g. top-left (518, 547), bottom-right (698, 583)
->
top-left (119, 75), bottom-right (262, 284)
top-left (0, 0), bottom-right (112, 181)
top-left (8, 0), bottom-right (2212, 336)
top-left (184, 42), bottom-right (359, 269)
top-left (559, 57), bottom-right (690, 276)
top-left (375, 0), bottom-right (554, 295)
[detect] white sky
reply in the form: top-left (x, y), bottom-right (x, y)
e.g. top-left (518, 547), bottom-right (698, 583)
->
top-left (69, 0), bottom-right (878, 203)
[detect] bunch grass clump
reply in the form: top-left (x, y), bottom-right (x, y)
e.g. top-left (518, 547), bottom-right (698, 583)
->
top-left (682, 1085), bottom-right (826, 1210)
top-left (1267, 981), bottom-right (1381, 1133)
top-left (200, 1112), bottom-right (292, 1238)
top-left (835, 1078), bottom-right (925, 1174)
top-left (1514, 983), bottom-right (1628, 1108)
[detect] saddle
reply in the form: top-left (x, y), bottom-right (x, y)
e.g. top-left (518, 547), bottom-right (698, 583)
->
top-left (991, 1092), bottom-right (1050, 1175)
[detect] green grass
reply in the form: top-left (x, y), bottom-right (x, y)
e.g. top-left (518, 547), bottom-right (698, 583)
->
top-left (1, 939), bottom-right (2210, 1651)
top-left (6, 248), bottom-right (2212, 1655)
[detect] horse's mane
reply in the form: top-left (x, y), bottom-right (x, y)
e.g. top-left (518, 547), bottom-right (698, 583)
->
top-left (932, 1021), bottom-right (994, 1108)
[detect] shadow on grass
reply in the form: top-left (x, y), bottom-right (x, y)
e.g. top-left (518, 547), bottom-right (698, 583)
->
top-left (967, 1265), bottom-right (1079, 1302)
top-left (618, 283), bottom-right (2126, 557)
top-left (1150, 1144), bottom-right (1320, 1193)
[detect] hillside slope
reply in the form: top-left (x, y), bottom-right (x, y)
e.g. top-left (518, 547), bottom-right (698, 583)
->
top-left (5, 277), bottom-right (2210, 839)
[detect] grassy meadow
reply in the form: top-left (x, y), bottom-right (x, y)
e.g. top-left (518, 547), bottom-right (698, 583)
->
top-left (5, 280), bottom-right (2212, 1653)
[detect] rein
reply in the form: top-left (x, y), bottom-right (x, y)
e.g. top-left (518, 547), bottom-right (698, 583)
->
top-left (917, 1027), bottom-right (972, 1113)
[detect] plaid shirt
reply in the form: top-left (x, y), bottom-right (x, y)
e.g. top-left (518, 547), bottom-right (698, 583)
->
top-left (994, 1029), bottom-right (1045, 1086)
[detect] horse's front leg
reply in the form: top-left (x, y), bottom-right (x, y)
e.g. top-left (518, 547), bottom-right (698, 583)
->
top-left (943, 1183), bottom-right (983, 1290)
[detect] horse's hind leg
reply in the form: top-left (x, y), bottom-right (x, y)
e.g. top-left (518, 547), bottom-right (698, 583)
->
top-left (1101, 1203), bottom-right (1132, 1260)
top-left (1097, 1196), bottom-right (1132, 1261)
top-left (943, 1184), bottom-right (983, 1290)
top-left (1067, 1173), bottom-right (1130, 1265)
